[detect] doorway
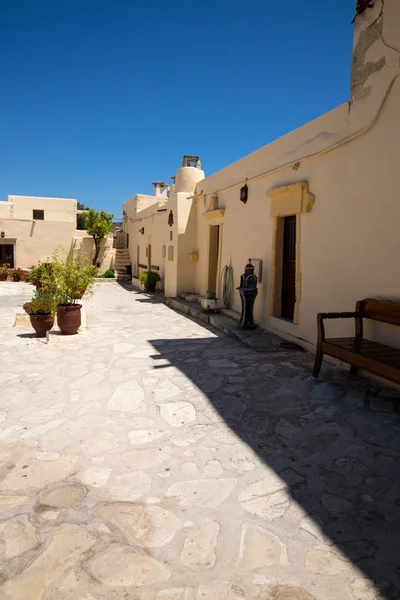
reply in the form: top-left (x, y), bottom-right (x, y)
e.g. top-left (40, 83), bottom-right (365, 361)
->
top-left (0, 244), bottom-right (14, 268)
top-left (281, 215), bottom-right (296, 320)
top-left (207, 225), bottom-right (220, 294)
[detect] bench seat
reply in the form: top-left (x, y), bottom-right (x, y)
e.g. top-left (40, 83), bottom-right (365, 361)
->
top-left (323, 337), bottom-right (400, 384)
top-left (313, 299), bottom-right (400, 385)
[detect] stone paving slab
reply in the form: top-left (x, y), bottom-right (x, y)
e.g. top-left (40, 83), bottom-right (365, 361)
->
top-left (0, 282), bottom-right (400, 600)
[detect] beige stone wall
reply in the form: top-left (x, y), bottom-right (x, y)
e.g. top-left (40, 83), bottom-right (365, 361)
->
top-left (0, 202), bottom-right (12, 218)
top-left (0, 219), bottom-right (77, 267)
top-left (0, 196), bottom-right (111, 269)
top-left (8, 196), bottom-right (77, 223)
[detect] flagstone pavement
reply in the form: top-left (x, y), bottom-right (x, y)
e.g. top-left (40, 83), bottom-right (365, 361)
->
top-left (0, 282), bottom-right (400, 600)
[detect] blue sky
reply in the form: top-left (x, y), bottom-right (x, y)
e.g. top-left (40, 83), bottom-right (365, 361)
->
top-left (0, 0), bottom-right (354, 217)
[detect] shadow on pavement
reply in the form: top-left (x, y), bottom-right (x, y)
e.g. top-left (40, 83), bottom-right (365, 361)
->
top-left (149, 334), bottom-right (400, 599)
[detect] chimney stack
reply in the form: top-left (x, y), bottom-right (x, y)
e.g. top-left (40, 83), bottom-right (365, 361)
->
top-left (152, 182), bottom-right (169, 197)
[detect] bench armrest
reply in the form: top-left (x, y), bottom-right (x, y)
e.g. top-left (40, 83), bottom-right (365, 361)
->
top-left (317, 312), bottom-right (360, 343)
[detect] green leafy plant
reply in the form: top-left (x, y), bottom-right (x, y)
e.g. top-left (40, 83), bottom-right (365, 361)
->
top-left (139, 270), bottom-right (161, 285)
top-left (23, 289), bottom-right (56, 316)
top-left (77, 202), bottom-right (89, 210)
top-left (50, 249), bottom-right (98, 305)
top-left (84, 209), bottom-right (115, 266)
top-left (28, 262), bottom-right (56, 290)
top-left (125, 264), bottom-right (132, 277)
top-left (98, 268), bottom-right (115, 278)
top-left (0, 263), bottom-right (10, 277)
top-left (76, 213), bottom-right (86, 230)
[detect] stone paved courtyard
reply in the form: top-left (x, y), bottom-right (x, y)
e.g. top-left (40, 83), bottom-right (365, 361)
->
top-left (0, 282), bottom-right (400, 600)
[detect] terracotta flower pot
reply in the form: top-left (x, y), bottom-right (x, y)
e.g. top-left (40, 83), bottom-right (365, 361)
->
top-left (57, 304), bottom-right (82, 335)
top-left (0, 274), bottom-right (8, 282)
top-left (145, 283), bottom-right (156, 292)
top-left (29, 315), bottom-right (54, 338)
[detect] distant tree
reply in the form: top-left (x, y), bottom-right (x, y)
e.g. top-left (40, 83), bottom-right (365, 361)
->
top-left (76, 213), bottom-right (86, 230)
top-left (84, 209), bottom-right (115, 266)
top-left (76, 201), bottom-right (90, 229)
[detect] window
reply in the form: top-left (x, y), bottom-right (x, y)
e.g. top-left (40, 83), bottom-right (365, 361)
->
top-left (33, 210), bottom-right (44, 220)
top-left (168, 246), bottom-right (174, 261)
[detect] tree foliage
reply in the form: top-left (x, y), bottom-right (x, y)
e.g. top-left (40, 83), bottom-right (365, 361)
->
top-left (84, 209), bottom-right (115, 266)
top-left (76, 213), bottom-right (87, 230)
top-left (76, 202), bottom-right (90, 229)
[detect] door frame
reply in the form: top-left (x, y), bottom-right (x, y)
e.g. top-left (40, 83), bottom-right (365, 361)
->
top-left (267, 181), bottom-right (315, 326)
top-left (207, 224), bottom-right (223, 297)
top-left (0, 240), bottom-right (16, 268)
top-left (281, 215), bottom-right (297, 321)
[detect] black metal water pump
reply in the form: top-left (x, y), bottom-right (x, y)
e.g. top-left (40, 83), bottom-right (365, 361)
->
top-left (237, 259), bottom-right (258, 330)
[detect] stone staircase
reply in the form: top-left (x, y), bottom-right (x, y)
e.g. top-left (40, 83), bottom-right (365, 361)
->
top-left (114, 248), bottom-right (131, 279)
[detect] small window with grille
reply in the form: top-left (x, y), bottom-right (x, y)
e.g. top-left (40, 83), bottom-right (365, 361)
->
top-left (33, 210), bottom-right (44, 220)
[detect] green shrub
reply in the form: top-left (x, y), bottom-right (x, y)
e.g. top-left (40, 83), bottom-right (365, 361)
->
top-left (139, 270), bottom-right (161, 285)
top-left (23, 290), bottom-right (56, 315)
top-left (98, 269), bottom-right (115, 279)
top-left (51, 251), bottom-right (98, 304)
top-left (0, 263), bottom-right (10, 276)
top-left (125, 264), bottom-right (132, 277)
top-left (29, 262), bottom-right (56, 291)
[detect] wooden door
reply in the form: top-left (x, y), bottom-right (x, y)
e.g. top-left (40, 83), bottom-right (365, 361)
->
top-left (281, 216), bottom-right (296, 320)
top-left (207, 225), bottom-right (220, 294)
top-left (0, 244), bottom-right (14, 268)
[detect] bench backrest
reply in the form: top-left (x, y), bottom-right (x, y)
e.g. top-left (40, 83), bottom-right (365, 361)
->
top-left (357, 298), bottom-right (400, 327)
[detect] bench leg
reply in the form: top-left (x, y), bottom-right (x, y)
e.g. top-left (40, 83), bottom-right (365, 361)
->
top-left (312, 348), bottom-right (323, 378)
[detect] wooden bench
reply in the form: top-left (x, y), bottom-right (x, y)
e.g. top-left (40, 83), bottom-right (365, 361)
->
top-left (313, 298), bottom-right (400, 385)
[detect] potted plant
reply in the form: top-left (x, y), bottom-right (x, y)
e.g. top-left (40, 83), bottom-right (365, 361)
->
top-left (52, 251), bottom-right (97, 335)
top-left (139, 270), bottom-right (161, 292)
top-left (29, 262), bottom-right (56, 290)
top-left (10, 268), bottom-right (25, 282)
top-left (0, 264), bottom-right (9, 282)
top-left (23, 290), bottom-right (56, 338)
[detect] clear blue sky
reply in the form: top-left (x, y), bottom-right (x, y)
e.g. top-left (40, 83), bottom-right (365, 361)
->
top-left (0, 0), bottom-right (354, 217)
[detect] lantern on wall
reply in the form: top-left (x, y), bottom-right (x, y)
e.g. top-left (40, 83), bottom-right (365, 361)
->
top-left (1, 232), bottom-right (5, 238)
top-left (240, 184), bottom-right (248, 204)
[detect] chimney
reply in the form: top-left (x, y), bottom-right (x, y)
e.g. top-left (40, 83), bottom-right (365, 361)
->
top-left (152, 182), bottom-right (169, 197)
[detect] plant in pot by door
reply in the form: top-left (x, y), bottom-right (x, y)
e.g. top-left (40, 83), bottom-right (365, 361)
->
top-left (139, 270), bottom-right (161, 292)
top-left (23, 290), bottom-right (56, 338)
top-left (0, 264), bottom-right (10, 281)
top-left (53, 251), bottom-right (97, 335)
top-left (10, 268), bottom-right (25, 282)
top-left (28, 262), bottom-right (56, 290)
